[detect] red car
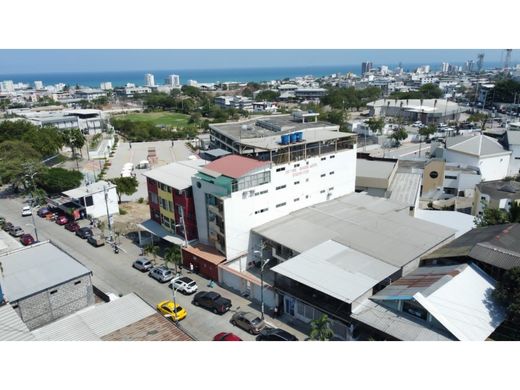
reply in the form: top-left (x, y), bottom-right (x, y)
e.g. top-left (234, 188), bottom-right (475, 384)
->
top-left (20, 234), bottom-right (35, 246)
top-left (55, 215), bottom-right (69, 225)
top-left (213, 332), bottom-right (242, 341)
top-left (64, 222), bottom-right (80, 232)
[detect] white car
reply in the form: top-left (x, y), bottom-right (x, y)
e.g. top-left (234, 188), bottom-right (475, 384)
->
top-left (21, 206), bottom-right (32, 217)
top-left (170, 276), bottom-right (198, 295)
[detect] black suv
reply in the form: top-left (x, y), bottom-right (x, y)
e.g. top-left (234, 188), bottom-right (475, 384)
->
top-left (256, 328), bottom-right (298, 341)
top-left (192, 291), bottom-right (231, 314)
top-left (76, 227), bottom-right (93, 239)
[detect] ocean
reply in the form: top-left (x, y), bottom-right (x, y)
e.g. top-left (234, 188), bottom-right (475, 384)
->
top-left (0, 62), bottom-right (503, 88)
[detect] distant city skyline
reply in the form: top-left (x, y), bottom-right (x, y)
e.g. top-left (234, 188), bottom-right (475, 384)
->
top-left (0, 49), bottom-right (514, 75)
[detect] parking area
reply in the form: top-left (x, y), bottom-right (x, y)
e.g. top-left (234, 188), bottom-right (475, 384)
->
top-left (105, 140), bottom-right (196, 201)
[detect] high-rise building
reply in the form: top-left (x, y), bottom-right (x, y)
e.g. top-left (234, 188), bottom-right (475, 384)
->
top-left (380, 65), bottom-right (389, 75)
top-left (165, 74), bottom-right (180, 87)
top-left (144, 73), bottom-right (155, 87)
top-left (0, 80), bottom-right (15, 92)
top-left (34, 80), bottom-right (44, 90)
top-left (441, 62), bottom-right (450, 73)
top-left (361, 61), bottom-right (373, 75)
top-left (100, 81), bottom-right (113, 90)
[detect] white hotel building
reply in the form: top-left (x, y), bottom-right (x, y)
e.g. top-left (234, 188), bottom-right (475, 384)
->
top-left (193, 112), bottom-right (357, 259)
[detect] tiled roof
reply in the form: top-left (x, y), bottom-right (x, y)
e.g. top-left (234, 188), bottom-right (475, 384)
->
top-left (204, 155), bottom-right (268, 179)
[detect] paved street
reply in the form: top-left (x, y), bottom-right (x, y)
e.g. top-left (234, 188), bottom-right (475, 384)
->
top-left (0, 195), bottom-right (308, 341)
top-left (369, 141), bottom-right (431, 159)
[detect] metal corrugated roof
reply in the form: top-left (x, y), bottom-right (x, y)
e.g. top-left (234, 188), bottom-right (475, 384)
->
top-left (446, 134), bottom-right (510, 157)
top-left (387, 172), bottom-right (422, 207)
top-left (272, 240), bottom-right (398, 303)
top-left (32, 293), bottom-right (156, 341)
top-left (469, 243), bottom-right (520, 270)
top-left (143, 159), bottom-right (207, 190)
top-left (0, 242), bottom-right (91, 302)
top-left (204, 155), bottom-right (269, 179)
top-left (253, 193), bottom-right (455, 268)
top-left (0, 304), bottom-right (35, 341)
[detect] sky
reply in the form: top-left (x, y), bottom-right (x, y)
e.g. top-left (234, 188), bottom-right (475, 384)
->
top-left (0, 49), bottom-right (511, 74)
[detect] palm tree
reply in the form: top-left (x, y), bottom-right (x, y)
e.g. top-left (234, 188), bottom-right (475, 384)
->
top-left (310, 314), bottom-right (334, 341)
top-left (164, 245), bottom-right (182, 274)
top-left (144, 243), bottom-right (159, 265)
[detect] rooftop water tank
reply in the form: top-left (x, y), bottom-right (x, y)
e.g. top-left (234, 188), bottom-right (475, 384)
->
top-left (290, 133), bottom-right (298, 143)
top-left (280, 134), bottom-right (290, 145)
top-left (295, 131), bottom-right (303, 142)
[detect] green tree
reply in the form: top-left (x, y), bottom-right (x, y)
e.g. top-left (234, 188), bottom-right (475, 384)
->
top-left (309, 314), bottom-right (334, 341)
top-left (164, 245), bottom-right (182, 274)
top-left (255, 90), bottom-right (280, 101)
top-left (62, 128), bottom-right (86, 160)
top-left (36, 168), bottom-right (83, 194)
top-left (366, 117), bottom-right (385, 134)
top-left (467, 112), bottom-right (489, 130)
top-left (418, 83), bottom-right (443, 99)
top-left (0, 141), bottom-right (43, 190)
top-left (22, 125), bottom-right (64, 157)
top-left (509, 202), bottom-right (520, 223)
top-left (475, 206), bottom-right (510, 227)
top-left (389, 127), bottom-right (408, 146)
top-left (325, 110), bottom-right (348, 131)
top-left (493, 267), bottom-right (520, 326)
top-left (419, 123), bottom-right (437, 140)
top-left (144, 243), bottom-right (160, 265)
top-left (109, 176), bottom-right (139, 203)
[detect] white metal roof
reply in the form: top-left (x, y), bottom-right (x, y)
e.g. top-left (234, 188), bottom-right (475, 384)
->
top-left (356, 158), bottom-right (397, 181)
top-left (0, 304), bottom-right (35, 341)
top-left (414, 209), bottom-right (476, 238)
top-left (137, 219), bottom-right (187, 246)
top-left (271, 240), bottom-right (398, 303)
top-left (143, 159), bottom-right (207, 190)
top-left (32, 293), bottom-right (156, 341)
top-left (446, 134), bottom-right (511, 157)
top-left (253, 193), bottom-right (455, 268)
top-left (0, 242), bottom-right (91, 302)
top-left (63, 180), bottom-right (116, 199)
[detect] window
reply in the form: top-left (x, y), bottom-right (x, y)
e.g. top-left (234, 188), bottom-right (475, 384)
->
top-left (320, 190), bottom-right (325, 194)
top-left (254, 189), bottom-right (268, 196)
top-left (276, 202), bottom-right (286, 208)
top-left (320, 174), bottom-right (326, 178)
top-left (50, 290), bottom-right (58, 295)
top-left (330, 155), bottom-right (335, 159)
top-left (306, 195), bottom-right (310, 199)
top-left (321, 157), bottom-right (326, 161)
top-left (294, 181), bottom-right (300, 185)
top-left (294, 198), bottom-right (300, 202)
top-left (481, 196), bottom-right (486, 201)
top-left (74, 280), bottom-right (82, 285)
top-left (328, 187), bottom-right (334, 191)
top-left (445, 175), bottom-right (457, 180)
top-left (255, 208), bottom-right (269, 215)
top-left (306, 178), bottom-right (309, 182)
top-left (276, 167), bottom-right (286, 172)
top-left (85, 196), bottom-right (94, 207)
top-left (149, 192), bottom-right (158, 204)
top-left (294, 163), bottom-right (300, 168)
top-left (329, 171), bottom-right (335, 175)
top-left (276, 185), bottom-right (286, 190)
top-left (402, 301), bottom-right (428, 321)
top-left (12, 304), bottom-right (18, 309)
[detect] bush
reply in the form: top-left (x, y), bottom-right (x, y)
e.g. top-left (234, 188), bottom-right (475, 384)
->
top-left (119, 208), bottom-right (127, 215)
top-left (137, 197), bottom-right (144, 204)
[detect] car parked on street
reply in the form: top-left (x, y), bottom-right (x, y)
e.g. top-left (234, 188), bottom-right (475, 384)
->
top-left (192, 291), bottom-right (232, 314)
top-left (37, 207), bottom-right (51, 218)
top-left (20, 233), bottom-right (35, 246)
top-left (87, 235), bottom-right (105, 247)
top-left (55, 215), bottom-right (69, 225)
top-left (156, 300), bottom-right (187, 321)
top-left (2, 221), bottom-right (13, 232)
top-left (0, 217), bottom-right (7, 229)
top-left (76, 227), bottom-right (93, 239)
top-left (133, 257), bottom-right (153, 272)
top-left (213, 332), bottom-right (242, 341)
top-left (169, 276), bottom-right (198, 295)
top-left (21, 206), bottom-right (32, 216)
top-left (256, 328), bottom-right (298, 341)
top-left (9, 226), bottom-right (24, 237)
top-left (149, 266), bottom-right (175, 283)
top-left (231, 311), bottom-right (266, 335)
top-left (64, 222), bottom-right (80, 232)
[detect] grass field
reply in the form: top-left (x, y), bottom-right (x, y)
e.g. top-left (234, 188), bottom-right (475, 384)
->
top-left (117, 112), bottom-right (190, 127)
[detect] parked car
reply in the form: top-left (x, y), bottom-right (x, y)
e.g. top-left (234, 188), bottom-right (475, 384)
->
top-left (256, 328), bottom-right (298, 341)
top-left (20, 233), bottom-right (35, 246)
top-left (133, 257), bottom-right (153, 272)
top-left (213, 332), bottom-right (242, 341)
top-left (169, 276), bottom-right (198, 295)
top-left (192, 291), bottom-right (232, 314)
top-left (76, 227), bottom-right (93, 239)
top-left (64, 222), bottom-right (80, 232)
top-left (87, 235), bottom-right (105, 247)
top-left (231, 311), bottom-right (266, 335)
top-left (156, 300), bottom-right (187, 321)
top-left (21, 205), bottom-right (32, 217)
top-left (10, 226), bottom-right (24, 237)
top-left (55, 215), bottom-right (69, 225)
top-left (2, 221), bottom-right (13, 232)
top-left (149, 266), bottom-right (175, 283)
top-left (37, 207), bottom-right (51, 218)
top-left (0, 217), bottom-right (6, 228)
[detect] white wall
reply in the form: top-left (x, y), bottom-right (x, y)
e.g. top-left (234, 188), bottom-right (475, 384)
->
top-left (223, 148), bottom-right (357, 259)
top-left (508, 144), bottom-right (520, 176)
top-left (86, 187), bottom-right (119, 219)
top-left (445, 150), bottom-right (510, 181)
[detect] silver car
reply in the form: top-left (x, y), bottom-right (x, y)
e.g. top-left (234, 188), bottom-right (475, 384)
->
top-left (149, 266), bottom-right (174, 283)
top-left (10, 226), bottom-right (24, 237)
top-left (133, 258), bottom-right (153, 272)
top-left (231, 311), bottom-right (266, 335)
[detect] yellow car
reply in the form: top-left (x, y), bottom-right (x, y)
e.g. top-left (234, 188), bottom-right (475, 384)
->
top-left (157, 300), bottom-right (187, 321)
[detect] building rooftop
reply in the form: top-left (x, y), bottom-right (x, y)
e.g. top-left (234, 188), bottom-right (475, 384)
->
top-left (0, 241), bottom-right (91, 302)
top-left (356, 158), bottom-right (397, 182)
top-left (253, 193), bottom-right (455, 269)
top-left (446, 134), bottom-right (511, 157)
top-left (143, 159), bottom-right (207, 190)
top-left (506, 130), bottom-right (520, 145)
top-left (203, 155), bottom-right (269, 179)
top-left (370, 263), bottom-right (505, 341)
top-left (63, 180), bottom-right (116, 199)
top-left (183, 243), bottom-right (226, 266)
top-left (387, 172), bottom-right (422, 208)
top-left (0, 303), bottom-right (35, 341)
top-left (476, 179), bottom-right (520, 200)
top-left (414, 209), bottom-right (476, 238)
top-left (271, 240), bottom-right (398, 304)
top-left (368, 98), bottom-right (464, 114)
top-left (32, 293), bottom-right (193, 341)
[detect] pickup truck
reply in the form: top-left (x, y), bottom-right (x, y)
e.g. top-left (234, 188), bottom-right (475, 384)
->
top-left (192, 291), bottom-right (231, 314)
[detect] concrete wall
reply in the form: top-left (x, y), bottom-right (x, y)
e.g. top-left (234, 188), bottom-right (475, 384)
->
top-left (13, 273), bottom-right (94, 330)
top-left (508, 144), bottom-right (520, 176)
top-left (85, 187), bottom-right (119, 219)
top-left (445, 150), bottom-right (510, 182)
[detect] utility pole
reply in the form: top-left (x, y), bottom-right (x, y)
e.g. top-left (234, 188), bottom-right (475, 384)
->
top-left (254, 243), bottom-right (270, 320)
top-left (103, 185), bottom-right (113, 242)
